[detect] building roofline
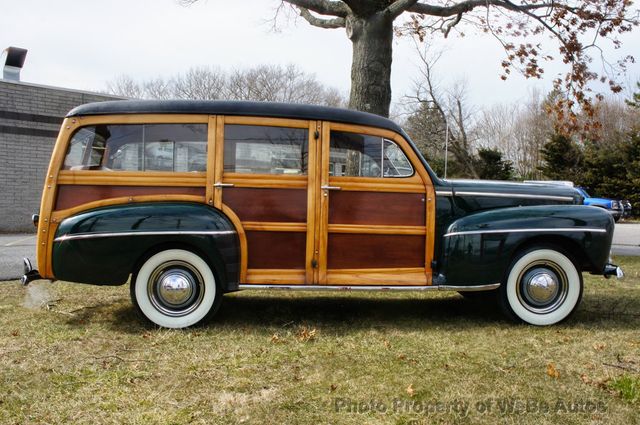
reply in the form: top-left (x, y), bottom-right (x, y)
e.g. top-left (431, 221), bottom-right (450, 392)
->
top-left (0, 78), bottom-right (125, 99)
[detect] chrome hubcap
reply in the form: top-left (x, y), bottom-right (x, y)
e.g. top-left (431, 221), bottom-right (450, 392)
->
top-left (523, 270), bottom-right (559, 305)
top-left (158, 272), bottom-right (194, 306)
top-left (517, 262), bottom-right (568, 314)
top-left (148, 260), bottom-right (204, 317)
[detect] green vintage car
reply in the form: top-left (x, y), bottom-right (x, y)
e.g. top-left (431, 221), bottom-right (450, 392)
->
top-left (22, 100), bottom-right (622, 328)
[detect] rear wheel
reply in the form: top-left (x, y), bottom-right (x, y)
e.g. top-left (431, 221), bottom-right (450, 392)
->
top-left (131, 249), bottom-right (222, 328)
top-left (499, 247), bottom-right (582, 326)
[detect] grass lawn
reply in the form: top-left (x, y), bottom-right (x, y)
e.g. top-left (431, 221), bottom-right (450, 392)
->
top-left (1, 257), bottom-right (639, 424)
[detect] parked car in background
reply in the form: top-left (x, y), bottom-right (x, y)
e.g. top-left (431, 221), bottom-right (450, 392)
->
top-left (574, 187), bottom-right (624, 222)
top-left (622, 200), bottom-right (633, 219)
top-left (524, 181), bottom-right (629, 222)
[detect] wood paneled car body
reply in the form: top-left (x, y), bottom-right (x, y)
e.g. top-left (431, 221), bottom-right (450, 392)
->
top-left (23, 100), bottom-right (622, 327)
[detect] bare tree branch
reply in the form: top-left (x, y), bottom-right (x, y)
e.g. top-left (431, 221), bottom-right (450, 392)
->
top-left (298, 7), bottom-right (345, 28)
top-left (408, 0), bottom-right (576, 18)
top-left (385, 0), bottom-right (420, 19)
top-left (443, 13), bottom-right (462, 38)
top-left (283, 0), bottom-right (350, 17)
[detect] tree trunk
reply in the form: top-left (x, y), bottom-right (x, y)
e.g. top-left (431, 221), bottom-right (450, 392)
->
top-left (346, 12), bottom-right (393, 118)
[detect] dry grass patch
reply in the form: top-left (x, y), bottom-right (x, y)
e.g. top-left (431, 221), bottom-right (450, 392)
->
top-left (0, 256), bottom-right (639, 424)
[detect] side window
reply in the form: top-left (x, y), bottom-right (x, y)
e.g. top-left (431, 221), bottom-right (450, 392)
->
top-left (63, 124), bottom-right (207, 172)
top-left (329, 131), bottom-right (413, 178)
top-left (224, 124), bottom-right (308, 175)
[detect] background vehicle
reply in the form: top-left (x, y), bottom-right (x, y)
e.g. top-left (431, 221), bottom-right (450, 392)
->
top-left (22, 101), bottom-right (622, 328)
top-left (574, 187), bottom-right (624, 222)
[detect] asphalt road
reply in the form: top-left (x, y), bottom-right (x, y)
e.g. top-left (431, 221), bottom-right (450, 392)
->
top-left (0, 223), bottom-right (638, 281)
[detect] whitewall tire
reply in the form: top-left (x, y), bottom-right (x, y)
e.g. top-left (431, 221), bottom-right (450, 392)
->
top-left (500, 248), bottom-right (583, 326)
top-left (131, 249), bottom-right (221, 328)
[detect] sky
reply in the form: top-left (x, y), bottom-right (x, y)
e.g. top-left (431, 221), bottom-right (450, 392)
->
top-left (2, 0), bottom-right (639, 110)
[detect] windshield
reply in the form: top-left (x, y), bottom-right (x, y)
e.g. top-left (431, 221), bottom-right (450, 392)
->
top-left (577, 187), bottom-right (590, 198)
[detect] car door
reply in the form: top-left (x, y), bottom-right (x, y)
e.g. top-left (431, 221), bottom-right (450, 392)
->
top-left (316, 122), bottom-right (435, 286)
top-left (211, 116), bottom-right (319, 285)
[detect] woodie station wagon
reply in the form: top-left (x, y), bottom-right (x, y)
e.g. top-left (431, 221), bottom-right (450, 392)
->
top-left (22, 100), bottom-right (623, 328)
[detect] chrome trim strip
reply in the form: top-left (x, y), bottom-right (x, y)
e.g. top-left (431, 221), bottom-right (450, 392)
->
top-left (453, 191), bottom-right (574, 202)
top-left (443, 228), bottom-right (607, 237)
top-left (434, 190), bottom-right (574, 202)
top-left (54, 230), bottom-right (236, 242)
top-left (442, 283), bottom-right (501, 292)
top-left (237, 283), bottom-right (500, 292)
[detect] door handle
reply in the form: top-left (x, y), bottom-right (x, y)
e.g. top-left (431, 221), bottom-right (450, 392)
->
top-left (321, 185), bottom-right (341, 191)
top-left (213, 182), bottom-right (235, 188)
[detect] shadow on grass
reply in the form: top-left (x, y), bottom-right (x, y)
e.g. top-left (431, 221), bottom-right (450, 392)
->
top-left (216, 293), bottom-right (504, 331)
top-left (65, 290), bottom-right (640, 333)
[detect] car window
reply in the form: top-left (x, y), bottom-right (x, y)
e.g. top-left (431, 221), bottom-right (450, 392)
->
top-left (224, 124), bottom-right (308, 175)
top-left (63, 124), bottom-right (207, 172)
top-left (329, 131), bottom-right (413, 178)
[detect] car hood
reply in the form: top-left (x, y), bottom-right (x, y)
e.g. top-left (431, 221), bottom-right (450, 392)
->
top-left (584, 197), bottom-right (613, 204)
top-left (442, 179), bottom-right (581, 202)
top-left (436, 179), bottom-right (582, 214)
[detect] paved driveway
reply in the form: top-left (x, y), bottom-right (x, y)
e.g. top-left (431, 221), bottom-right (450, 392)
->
top-left (0, 223), bottom-right (638, 280)
top-left (0, 234), bottom-right (37, 280)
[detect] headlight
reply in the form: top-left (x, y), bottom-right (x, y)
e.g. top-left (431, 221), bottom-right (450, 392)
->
top-left (611, 201), bottom-right (620, 209)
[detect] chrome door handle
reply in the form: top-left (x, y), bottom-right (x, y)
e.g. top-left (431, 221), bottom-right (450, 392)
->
top-left (321, 185), bottom-right (341, 191)
top-left (213, 182), bottom-right (235, 188)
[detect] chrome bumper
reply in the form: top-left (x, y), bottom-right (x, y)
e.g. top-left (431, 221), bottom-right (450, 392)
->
top-left (603, 263), bottom-right (624, 279)
top-left (20, 258), bottom-right (42, 286)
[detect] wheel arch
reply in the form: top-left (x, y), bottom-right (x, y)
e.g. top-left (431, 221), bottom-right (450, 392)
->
top-left (510, 235), bottom-right (586, 273)
top-left (52, 201), bottom-right (240, 291)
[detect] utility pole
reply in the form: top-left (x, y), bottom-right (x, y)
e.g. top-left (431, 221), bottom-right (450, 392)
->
top-left (444, 114), bottom-right (449, 179)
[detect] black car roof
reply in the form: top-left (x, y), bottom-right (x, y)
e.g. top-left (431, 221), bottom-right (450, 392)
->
top-left (66, 100), bottom-right (404, 133)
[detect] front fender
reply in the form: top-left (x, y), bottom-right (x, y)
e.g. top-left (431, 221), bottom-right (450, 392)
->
top-left (439, 205), bottom-right (614, 286)
top-left (52, 202), bottom-right (239, 290)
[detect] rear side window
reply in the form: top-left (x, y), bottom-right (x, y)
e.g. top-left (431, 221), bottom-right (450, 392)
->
top-left (63, 124), bottom-right (207, 172)
top-left (224, 124), bottom-right (309, 175)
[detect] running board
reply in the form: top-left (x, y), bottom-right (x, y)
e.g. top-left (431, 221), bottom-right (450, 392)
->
top-left (237, 283), bottom-right (500, 292)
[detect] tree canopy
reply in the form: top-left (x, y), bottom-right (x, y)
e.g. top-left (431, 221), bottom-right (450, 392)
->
top-left (266, 0), bottom-right (638, 118)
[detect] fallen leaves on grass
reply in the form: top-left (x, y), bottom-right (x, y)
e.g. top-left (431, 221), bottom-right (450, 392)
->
top-left (593, 342), bottom-right (607, 351)
top-left (546, 362), bottom-right (560, 379)
top-left (406, 384), bottom-right (415, 397)
top-left (270, 333), bottom-right (286, 344)
top-left (296, 327), bottom-right (316, 342)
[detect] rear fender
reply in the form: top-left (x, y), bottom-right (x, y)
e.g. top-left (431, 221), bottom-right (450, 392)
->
top-left (52, 202), bottom-right (240, 291)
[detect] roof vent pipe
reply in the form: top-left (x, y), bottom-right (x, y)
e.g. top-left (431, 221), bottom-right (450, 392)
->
top-left (2, 47), bottom-right (28, 81)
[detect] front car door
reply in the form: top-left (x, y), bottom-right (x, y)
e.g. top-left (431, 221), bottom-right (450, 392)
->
top-left (317, 122), bottom-right (436, 286)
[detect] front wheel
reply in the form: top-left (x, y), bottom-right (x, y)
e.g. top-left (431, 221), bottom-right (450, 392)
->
top-left (131, 249), bottom-right (222, 328)
top-left (499, 247), bottom-right (583, 326)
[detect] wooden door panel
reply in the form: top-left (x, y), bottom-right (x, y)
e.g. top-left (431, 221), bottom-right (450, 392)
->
top-left (328, 191), bottom-right (425, 226)
top-left (327, 233), bottom-right (425, 269)
top-left (246, 231), bottom-right (307, 269)
top-left (222, 187), bottom-right (307, 223)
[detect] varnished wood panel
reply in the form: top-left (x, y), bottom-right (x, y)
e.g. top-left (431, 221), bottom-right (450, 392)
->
top-left (327, 234), bottom-right (425, 269)
top-left (223, 187), bottom-right (307, 223)
top-left (55, 185), bottom-right (205, 211)
top-left (326, 268), bottom-right (427, 286)
top-left (246, 231), bottom-right (306, 269)
top-left (244, 269), bottom-right (306, 285)
top-left (328, 191), bottom-right (425, 226)
top-left (328, 224), bottom-right (425, 235)
top-left (57, 171), bottom-right (206, 187)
